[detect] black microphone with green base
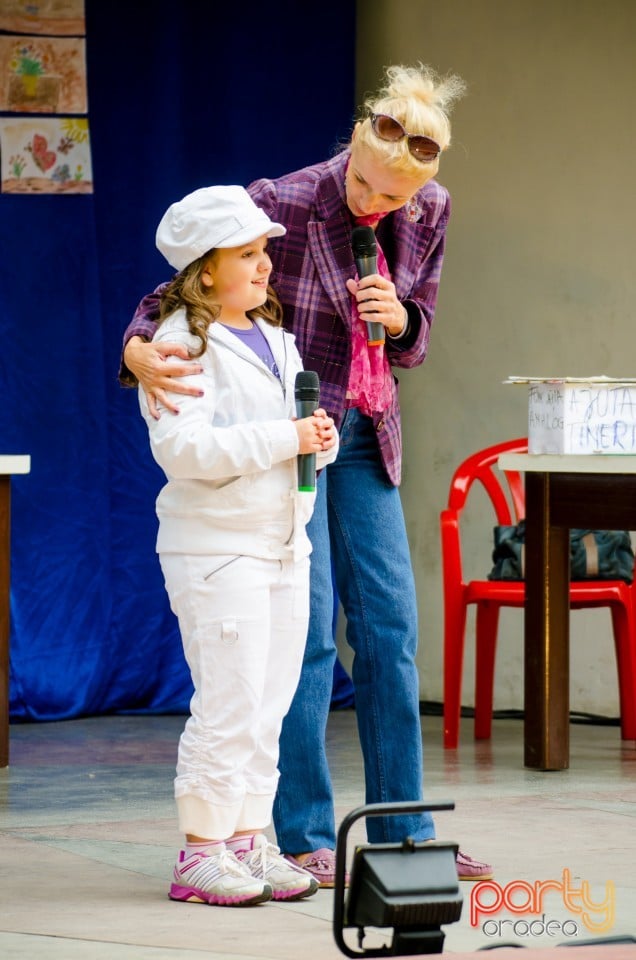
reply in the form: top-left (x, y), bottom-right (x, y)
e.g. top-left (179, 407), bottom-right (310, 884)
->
top-left (295, 370), bottom-right (320, 492)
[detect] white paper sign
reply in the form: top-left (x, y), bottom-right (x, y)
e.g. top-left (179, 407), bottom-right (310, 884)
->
top-left (527, 382), bottom-right (636, 454)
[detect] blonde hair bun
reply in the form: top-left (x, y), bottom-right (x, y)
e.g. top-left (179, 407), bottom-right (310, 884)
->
top-left (358, 62), bottom-right (467, 167)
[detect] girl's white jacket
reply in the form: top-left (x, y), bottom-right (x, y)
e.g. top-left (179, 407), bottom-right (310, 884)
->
top-left (139, 312), bottom-right (338, 561)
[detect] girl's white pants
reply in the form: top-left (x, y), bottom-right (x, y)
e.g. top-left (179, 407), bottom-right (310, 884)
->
top-left (159, 552), bottom-right (309, 840)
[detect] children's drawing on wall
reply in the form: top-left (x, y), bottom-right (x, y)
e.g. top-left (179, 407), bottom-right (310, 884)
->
top-left (0, 0), bottom-right (85, 37)
top-left (0, 36), bottom-right (87, 114)
top-left (0, 117), bottom-right (93, 194)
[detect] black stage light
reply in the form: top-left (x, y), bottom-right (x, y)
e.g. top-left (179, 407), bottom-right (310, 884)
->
top-left (333, 801), bottom-right (463, 957)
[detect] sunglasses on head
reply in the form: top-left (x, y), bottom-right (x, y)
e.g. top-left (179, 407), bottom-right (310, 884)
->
top-left (370, 113), bottom-right (441, 163)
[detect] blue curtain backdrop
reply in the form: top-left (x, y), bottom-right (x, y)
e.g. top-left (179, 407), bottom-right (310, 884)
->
top-left (1, 0), bottom-right (356, 720)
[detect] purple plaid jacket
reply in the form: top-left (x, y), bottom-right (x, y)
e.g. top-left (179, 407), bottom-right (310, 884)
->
top-left (121, 151), bottom-right (451, 486)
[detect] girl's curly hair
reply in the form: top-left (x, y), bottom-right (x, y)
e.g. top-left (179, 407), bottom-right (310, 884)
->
top-left (159, 251), bottom-right (283, 358)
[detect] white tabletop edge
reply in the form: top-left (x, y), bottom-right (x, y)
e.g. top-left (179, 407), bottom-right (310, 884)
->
top-left (498, 453), bottom-right (636, 473)
top-left (0, 455), bottom-right (31, 474)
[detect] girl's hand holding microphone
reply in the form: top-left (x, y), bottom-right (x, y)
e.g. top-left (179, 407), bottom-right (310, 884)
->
top-left (295, 409), bottom-right (337, 453)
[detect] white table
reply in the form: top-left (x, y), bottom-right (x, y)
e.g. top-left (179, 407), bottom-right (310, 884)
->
top-left (498, 453), bottom-right (636, 770)
top-left (1, 455), bottom-right (31, 767)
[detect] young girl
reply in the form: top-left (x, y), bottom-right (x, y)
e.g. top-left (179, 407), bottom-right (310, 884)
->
top-left (139, 185), bottom-right (338, 907)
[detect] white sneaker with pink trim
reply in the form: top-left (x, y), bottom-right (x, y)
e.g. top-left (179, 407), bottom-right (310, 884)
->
top-left (234, 835), bottom-right (319, 901)
top-left (169, 848), bottom-right (272, 906)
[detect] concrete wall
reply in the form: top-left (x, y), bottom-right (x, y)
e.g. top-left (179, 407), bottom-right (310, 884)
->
top-left (340, 0), bottom-right (636, 717)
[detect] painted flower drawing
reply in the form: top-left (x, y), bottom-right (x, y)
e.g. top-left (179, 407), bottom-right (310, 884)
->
top-left (10, 43), bottom-right (47, 77)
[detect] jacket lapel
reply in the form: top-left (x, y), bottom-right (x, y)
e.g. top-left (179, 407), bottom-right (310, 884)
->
top-left (390, 213), bottom-right (433, 301)
top-left (307, 153), bottom-right (356, 326)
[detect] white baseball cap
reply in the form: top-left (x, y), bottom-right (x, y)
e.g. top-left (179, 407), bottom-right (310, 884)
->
top-left (155, 185), bottom-right (286, 272)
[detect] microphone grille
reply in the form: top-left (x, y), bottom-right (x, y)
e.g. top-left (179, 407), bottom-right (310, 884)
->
top-left (351, 225), bottom-right (377, 257)
top-left (295, 370), bottom-right (320, 400)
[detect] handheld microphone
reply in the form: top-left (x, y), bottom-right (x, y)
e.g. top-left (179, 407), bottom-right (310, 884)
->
top-left (351, 225), bottom-right (385, 346)
top-left (294, 370), bottom-right (320, 492)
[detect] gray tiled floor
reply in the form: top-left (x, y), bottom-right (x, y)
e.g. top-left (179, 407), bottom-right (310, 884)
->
top-left (1, 711), bottom-right (635, 959)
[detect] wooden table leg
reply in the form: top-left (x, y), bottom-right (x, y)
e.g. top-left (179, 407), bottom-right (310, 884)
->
top-left (0, 477), bottom-right (10, 768)
top-left (524, 471), bottom-right (570, 770)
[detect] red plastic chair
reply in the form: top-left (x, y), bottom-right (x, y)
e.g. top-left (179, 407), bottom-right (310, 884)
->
top-left (441, 438), bottom-right (636, 748)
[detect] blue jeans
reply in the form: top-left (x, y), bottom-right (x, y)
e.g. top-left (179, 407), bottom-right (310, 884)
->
top-left (273, 408), bottom-right (435, 851)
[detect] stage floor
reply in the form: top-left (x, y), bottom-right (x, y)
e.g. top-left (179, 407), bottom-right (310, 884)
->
top-left (1, 710), bottom-right (635, 958)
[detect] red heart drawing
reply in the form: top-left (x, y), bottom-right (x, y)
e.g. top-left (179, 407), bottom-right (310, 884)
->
top-left (32, 134), bottom-right (56, 172)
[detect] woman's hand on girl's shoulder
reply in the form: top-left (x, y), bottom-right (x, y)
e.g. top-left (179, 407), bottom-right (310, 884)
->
top-left (126, 337), bottom-right (204, 420)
